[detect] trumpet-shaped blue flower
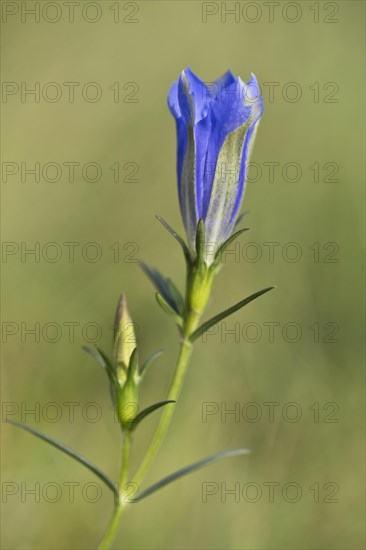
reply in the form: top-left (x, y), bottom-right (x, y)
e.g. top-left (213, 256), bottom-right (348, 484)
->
top-left (168, 68), bottom-right (263, 263)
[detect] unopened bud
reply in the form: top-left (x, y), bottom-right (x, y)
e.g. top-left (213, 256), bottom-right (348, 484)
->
top-left (118, 378), bottom-right (139, 426)
top-left (113, 293), bottom-right (137, 385)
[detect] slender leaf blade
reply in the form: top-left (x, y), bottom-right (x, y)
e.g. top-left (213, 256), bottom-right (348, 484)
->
top-left (84, 346), bottom-right (117, 404)
top-left (190, 287), bottom-right (275, 343)
top-left (126, 347), bottom-right (139, 384)
top-left (82, 345), bottom-right (107, 370)
top-left (155, 293), bottom-right (183, 327)
top-left (140, 262), bottom-right (172, 304)
top-left (211, 228), bottom-right (249, 271)
top-left (235, 211), bottom-right (249, 228)
top-left (155, 215), bottom-right (191, 263)
top-left (8, 419), bottom-right (117, 496)
top-left (195, 218), bottom-right (206, 262)
top-left (139, 349), bottom-right (165, 379)
top-left (95, 347), bottom-right (114, 376)
top-left (140, 262), bottom-right (182, 314)
top-left (166, 279), bottom-right (185, 314)
top-left (128, 400), bottom-right (176, 431)
top-left (134, 448), bottom-right (250, 502)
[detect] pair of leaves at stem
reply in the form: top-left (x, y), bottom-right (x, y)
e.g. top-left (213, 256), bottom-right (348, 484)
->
top-left (156, 213), bottom-right (249, 266)
top-left (142, 218), bottom-right (275, 338)
top-left (142, 216), bottom-right (201, 329)
top-left (83, 345), bottom-right (162, 388)
top-left (140, 261), bottom-right (185, 327)
top-left (143, 217), bottom-right (274, 335)
top-left (83, 345), bottom-right (173, 431)
top-left (8, 419), bottom-right (250, 503)
top-left (155, 214), bottom-right (249, 271)
top-left (189, 286), bottom-right (275, 343)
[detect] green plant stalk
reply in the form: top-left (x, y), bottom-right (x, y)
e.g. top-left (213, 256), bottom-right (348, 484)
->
top-left (98, 264), bottom-right (211, 549)
top-left (133, 262), bottom-right (213, 488)
top-left (98, 431), bottom-right (132, 550)
top-left (133, 337), bottom-right (193, 487)
top-left (98, 339), bottom-right (193, 549)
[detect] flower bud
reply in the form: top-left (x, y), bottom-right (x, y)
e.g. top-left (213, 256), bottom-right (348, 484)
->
top-left (113, 293), bottom-right (137, 386)
top-left (118, 377), bottom-right (139, 426)
top-left (168, 68), bottom-right (263, 264)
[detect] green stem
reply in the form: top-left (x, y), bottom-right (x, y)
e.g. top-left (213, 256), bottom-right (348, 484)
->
top-left (132, 260), bottom-right (210, 489)
top-left (98, 261), bottom-right (211, 548)
top-left (98, 431), bottom-right (132, 550)
top-left (119, 430), bottom-right (132, 489)
top-left (133, 337), bottom-right (193, 487)
top-left (98, 502), bottom-right (127, 550)
top-left (97, 340), bottom-right (193, 549)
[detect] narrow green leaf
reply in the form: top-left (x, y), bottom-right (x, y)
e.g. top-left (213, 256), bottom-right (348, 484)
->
top-left (166, 279), bottom-right (185, 314)
top-left (8, 419), bottom-right (117, 496)
top-left (95, 346), bottom-right (118, 389)
top-left (139, 349), bottom-right (165, 379)
top-left (211, 228), bottom-right (249, 271)
top-left (95, 347), bottom-right (114, 375)
top-left (190, 287), bottom-right (276, 343)
top-left (84, 346), bottom-right (117, 404)
top-left (126, 347), bottom-right (138, 383)
top-left (89, 346), bottom-right (118, 404)
top-left (134, 448), bottom-right (250, 502)
top-left (234, 211), bottom-right (249, 228)
top-left (127, 400), bottom-right (175, 431)
top-left (195, 218), bottom-right (205, 262)
top-left (82, 345), bottom-right (107, 370)
top-left (155, 293), bottom-right (183, 328)
top-left (140, 262), bottom-right (172, 305)
top-left (155, 215), bottom-right (191, 263)
top-left (140, 262), bottom-right (183, 315)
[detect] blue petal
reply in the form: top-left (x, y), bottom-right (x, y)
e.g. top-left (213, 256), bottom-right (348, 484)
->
top-left (168, 80), bottom-right (188, 193)
top-left (202, 77), bottom-right (252, 217)
top-left (193, 115), bottom-right (211, 218)
top-left (204, 122), bottom-right (249, 248)
top-left (167, 69), bottom-right (263, 259)
top-left (207, 70), bottom-right (236, 99)
top-left (175, 117), bottom-right (188, 190)
top-left (168, 80), bottom-right (181, 119)
top-left (177, 68), bottom-right (211, 126)
top-left (168, 68), bottom-right (212, 226)
top-left (179, 123), bottom-right (198, 251)
top-left (204, 74), bottom-right (264, 250)
top-left (229, 74), bottom-right (264, 226)
top-left (175, 68), bottom-right (213, 245)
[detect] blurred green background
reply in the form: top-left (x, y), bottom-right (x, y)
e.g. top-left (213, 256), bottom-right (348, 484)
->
top-left (1, 1), bottom-right (365, 549)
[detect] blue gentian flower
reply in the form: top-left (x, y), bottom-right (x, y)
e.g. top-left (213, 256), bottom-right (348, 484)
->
top-left (168, 68), bottom-right (264, 263)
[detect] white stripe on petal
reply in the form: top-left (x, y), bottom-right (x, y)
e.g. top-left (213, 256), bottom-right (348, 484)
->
top-left (204, 121), bottom-right (249, 259)
top-left (180, 124), bottom-right (198, 253)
